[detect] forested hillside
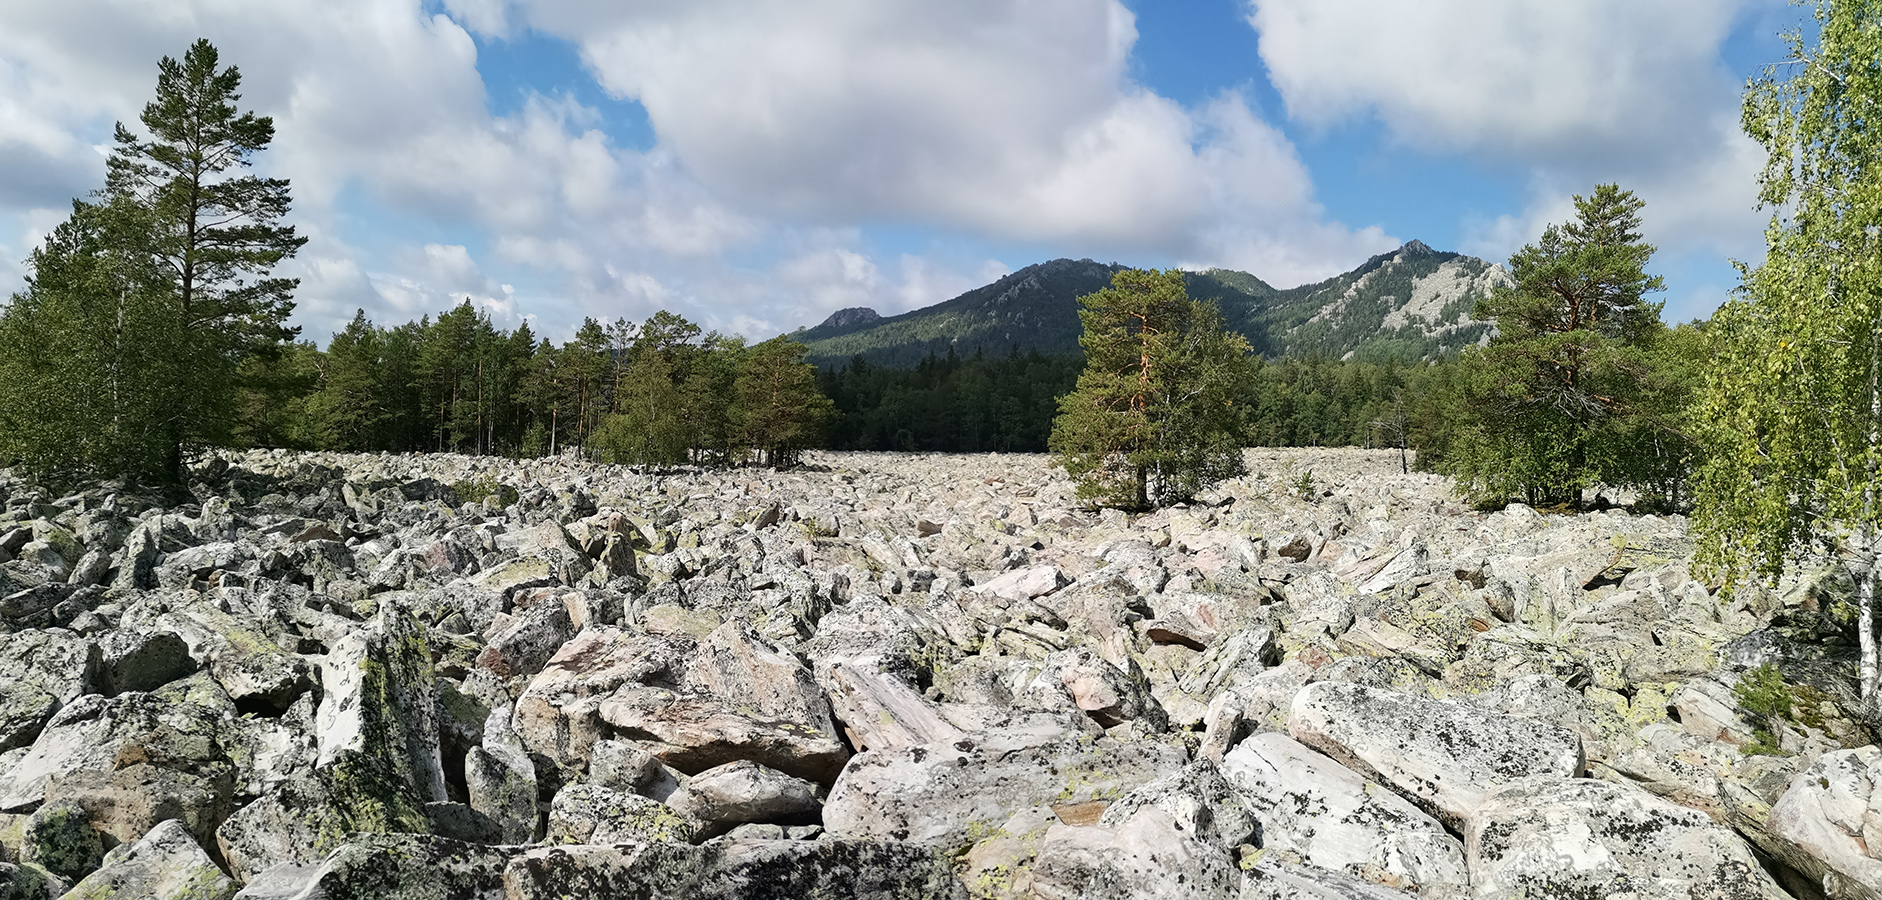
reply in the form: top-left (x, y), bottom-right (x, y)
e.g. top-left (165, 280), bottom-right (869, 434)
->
top-left (791, 242), bottom-right (1506, 369)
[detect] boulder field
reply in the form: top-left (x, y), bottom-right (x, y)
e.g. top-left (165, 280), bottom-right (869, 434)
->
top-left (0, 447), bottom-right (1875, 900)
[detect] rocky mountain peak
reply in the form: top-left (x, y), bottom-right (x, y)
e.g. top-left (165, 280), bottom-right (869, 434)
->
top-left (818, 307), bottom-right (882, 330)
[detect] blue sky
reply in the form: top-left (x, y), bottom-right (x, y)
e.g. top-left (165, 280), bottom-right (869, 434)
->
top-left (0, 1), bottom-right (1801, 343)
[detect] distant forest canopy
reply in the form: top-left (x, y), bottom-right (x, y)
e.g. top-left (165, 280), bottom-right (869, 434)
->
top-left (231, 302), bottom-right (1461, 460)
top-left (233, 303), bottom-right (831, 467)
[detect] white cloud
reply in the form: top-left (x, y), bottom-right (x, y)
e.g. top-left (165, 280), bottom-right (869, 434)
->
top-left (0, 0), bottom-right (1391, 345)
top-left (1249, 0), bottom-right (1772, 301)
top-left (515, 0), bottom-right (1384, 270)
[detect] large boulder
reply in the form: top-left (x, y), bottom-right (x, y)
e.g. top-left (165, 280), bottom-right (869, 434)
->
top-left (513, 627), bottom-right (694, 768)
top-left (465, 703), bottom-right (537, 845)
top-left (823, 726), bottom-right (1187, 850)
top-left (1465, 776), bottom-right (1789, 900)
top-left (1028, 761), bottom-right (1255, 900)
top-left (61, 819), bottom-right (235, 900)
top-left (311, 608), bottom-right (446, 836)
top-left (1287, 680), bottom-right (1583, 828)
top-left (1766, 746), bottom-right (1882, 900)
top-left (544, 782), bottom-right (694, 845)
top-left (667, 760), bottom-right (821, 836)
top-left (0, 674), bottom-right (238, 852)
top-left (259, 833), bottom-right (511, 900)
top-left (1221, 732), bottom-right (1467, 895)
top-left (0, 629), bottom-right (99, 751)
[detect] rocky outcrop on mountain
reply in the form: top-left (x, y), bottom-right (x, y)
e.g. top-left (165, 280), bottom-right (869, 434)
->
top-left (0, 446), bottom-right (1872, 898)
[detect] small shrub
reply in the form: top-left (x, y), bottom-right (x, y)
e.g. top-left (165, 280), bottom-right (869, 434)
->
top-left (450, 475), bottom-right (517, 509)
top-left (1734, 664), bottom-right (1792, 756)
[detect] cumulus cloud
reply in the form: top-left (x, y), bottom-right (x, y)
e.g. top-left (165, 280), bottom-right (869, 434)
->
top-left (514, 0), bottom-right (1386, 267)
top-left (1247, 0), bottom-right (1770, 301)
top-left (0, 0), bottom-right (1390, 344)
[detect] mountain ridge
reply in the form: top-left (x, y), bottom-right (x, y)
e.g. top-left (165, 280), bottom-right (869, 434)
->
top-left (789, 241), bottom-right (1509, 368)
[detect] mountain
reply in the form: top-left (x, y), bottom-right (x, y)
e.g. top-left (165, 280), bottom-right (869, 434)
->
top-left (790, 241), bottom-right (1509, 368)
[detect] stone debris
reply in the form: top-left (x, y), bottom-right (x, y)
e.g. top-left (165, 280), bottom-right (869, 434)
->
top-left (0, 446), bottom-right (1868, 898)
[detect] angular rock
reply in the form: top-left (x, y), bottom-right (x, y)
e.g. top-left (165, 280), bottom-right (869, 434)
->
top-left (823, 727), bottom-right (1187, 849)
top-left (513, 627), bottom-right (693, 767)
top-left (21, 798), bottom-right (103, 882)
top-left (668, 760), bottom-right (821, 835)
top-left (61, 819), bottom-right (235, 900)
top-left (501, 839), bottom-right (966, 900)
top-left (598, 685), bottom-right (850, 786)
top-left (97, 629), bottom-right (196, 695)
top-left (823, 662), bottom-right (963, 753)
top-left (278, 833), bottom-right (509, 900)
top-left (1766, 746), bottom-right (1882, 900)
top-left (312, 608), bottom-right (446, 835)
top-left (1029, 764), bottom-right (1253, 900)
top-left (1466, 776), bottom-right (1789, 900)
top-left (465, 703), bottom-right (536, 845)
top-left (1288, 680), bottom-right (1583, 828)
top-left (476, 599), bottom-right (575, 679)
top-left (0, 674), bottom-right (238, 853)
top-left (0, 629), bottom-right (100, 751)
top-left (545, 783), bottom-right (694, 845)
top-left (1221, 732), bottom-right (1466, 895)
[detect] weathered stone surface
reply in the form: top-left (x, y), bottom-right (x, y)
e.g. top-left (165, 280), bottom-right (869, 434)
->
top-left (62, 819), bottom-right (235, 900)
top-left (1766, 746), bottom-right (1882, 900)
top-left (0, 674), bottom-right (237, 852)
top-left (668, 760), bottom-right (821, 834)
top-left (598, 685), bottom-right (850, 786)
top-left (97, 629), bottom-right (196, 695)
top-left (476, 598), bottom-right (574, 679)
top-left (465, 703), bottom-right (536, 845)
top-left (0, 629), bottom-right (99, 752)
top-left (312, 608), bottom-right (446, 835)
top-left (502, 839), bottom-right (967, 900)
top-left (1288, 680), bottom-right (1583, 828)
top-left (513, 626), bottom-right (692, 767)
top-left (545, 782), bottom-right (694, 844)
top-left (823, 728), bottom-right (1187, 849)
top-left (1466, 776), bottom-right (1789, 900)
top-left (278, 833), bottom-right (510, 900)
top-left (1222, 732), bottom-right (1467, 895)
top-left (20, 798), bottom-right (103, 882)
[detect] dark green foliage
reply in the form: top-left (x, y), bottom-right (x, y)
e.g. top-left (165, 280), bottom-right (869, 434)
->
top-left (0, 40), bottom-right (302, 485)
top-left (1425, 185), bottom-right (1695, 509)
top-left (734, 337), bottom-right (834, 466)
top-left (1050, 269), bottom-right (1256, 510)
top-left (819, 348), bottom-right (1081, 452)
top-left (448, 475), bottom-right (519, 509)
top-left (1734, 664), bottom-right (1793, 755)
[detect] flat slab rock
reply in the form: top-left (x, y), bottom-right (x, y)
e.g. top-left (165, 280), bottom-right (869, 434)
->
top-left (822, 727), bottom-right (1188, 849)
top-left (1287, 680), bottom-right (1584, 828)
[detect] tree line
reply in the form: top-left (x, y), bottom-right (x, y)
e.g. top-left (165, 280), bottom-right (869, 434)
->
top-left (232, 306), bottom-right (832, 468)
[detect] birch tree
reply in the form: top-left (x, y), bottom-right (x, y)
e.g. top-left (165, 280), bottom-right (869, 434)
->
top-left (1693, 0), bottom-right (1882, 708)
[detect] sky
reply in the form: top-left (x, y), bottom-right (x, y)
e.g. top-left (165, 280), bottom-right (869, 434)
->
top-left (0, 0), bottom-right (1800, 345)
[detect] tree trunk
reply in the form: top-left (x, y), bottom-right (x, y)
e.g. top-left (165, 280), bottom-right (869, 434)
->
top-left (1858, 540), bottom-right (1877, 706)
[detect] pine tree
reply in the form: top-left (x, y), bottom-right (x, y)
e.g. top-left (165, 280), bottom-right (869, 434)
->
top-left (0, 39), bottom-right (301, 483)
top-left (1049, 269), bottom-right (1254, 510)
top-left (105, 39), bottom-right (305, 474)
top-left (734, 337), bottom-right (832, 467)
top-left (1432, 184), bottom-right (1682, 508)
